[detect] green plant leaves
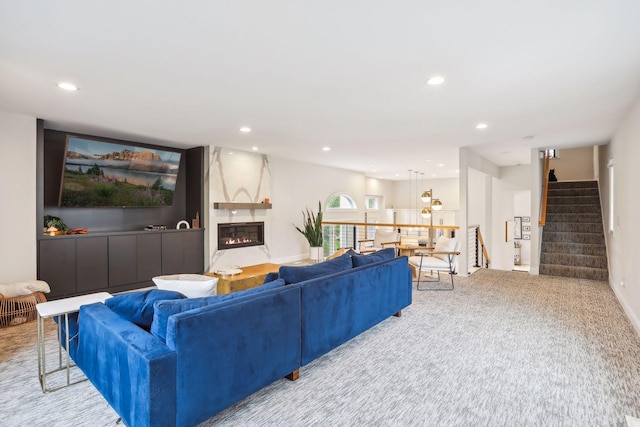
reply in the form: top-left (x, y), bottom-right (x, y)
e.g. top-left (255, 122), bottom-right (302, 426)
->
top-left (294, 201), bottom-right (323, 246)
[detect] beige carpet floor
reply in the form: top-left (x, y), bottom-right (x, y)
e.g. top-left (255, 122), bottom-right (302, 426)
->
top-left (2, 269), bottom-right (640, 426)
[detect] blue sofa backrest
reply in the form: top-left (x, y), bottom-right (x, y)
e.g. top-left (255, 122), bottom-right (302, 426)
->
top-left (166, 284), bottom-right (302, 427)
top-left (298, 256), bottom-right (412, 365)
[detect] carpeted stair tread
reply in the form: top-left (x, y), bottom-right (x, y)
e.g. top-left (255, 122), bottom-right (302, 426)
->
top-left (548, 181), bottom-right (598, 189)
top-left (542, 231), bottom-right (604, 244)
top-left (547, 187), bottom-right (600, 197)
top-left (547, 204), bottom-right (603, 214)
top-left (545, 213), bottom-right (602, 223)
top-left (543, 222), bottom-right (604, 233)
top-left (547, 195), bottom-right (600, 205)
top-left (542, 241), bottom-right (607, 256)
top-left (539, 264), bottom-right (608, 281)
top-left (540, 252), bottom-right (608, 269)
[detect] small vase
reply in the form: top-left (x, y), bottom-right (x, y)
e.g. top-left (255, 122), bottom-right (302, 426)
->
top-left (309, 246), bottom-right (323, 263)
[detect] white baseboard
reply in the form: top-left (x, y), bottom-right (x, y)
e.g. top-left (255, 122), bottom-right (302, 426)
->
top-left (611, 279), bottom-right (640, 339)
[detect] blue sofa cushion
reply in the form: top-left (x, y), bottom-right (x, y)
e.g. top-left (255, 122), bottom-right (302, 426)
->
top-left (263, 271), bottom-right (280, 284)
top-left (351, 247), bottom-right (396, 267)
top-left (106, 289), bottom-right (186, 330)
top-left (278, 253), bottom-right (352, 284)
top-left (150, 278), bottom-right (286, 341)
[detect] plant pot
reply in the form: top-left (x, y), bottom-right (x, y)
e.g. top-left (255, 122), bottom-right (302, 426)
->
top-left (309, 246), bottom-right (323, 263)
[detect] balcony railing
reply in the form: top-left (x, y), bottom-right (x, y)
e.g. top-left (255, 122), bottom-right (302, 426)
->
top-left (321, 221), bottom-right (459, 257)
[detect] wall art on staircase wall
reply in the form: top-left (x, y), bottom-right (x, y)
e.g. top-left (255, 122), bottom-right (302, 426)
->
top-left (514, 217), bottom-right (522, 240)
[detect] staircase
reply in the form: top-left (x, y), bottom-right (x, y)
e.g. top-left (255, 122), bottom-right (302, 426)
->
top-left (539, 181), bottom-right (608, 281)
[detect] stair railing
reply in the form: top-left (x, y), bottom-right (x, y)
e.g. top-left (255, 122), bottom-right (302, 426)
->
top-left (467, 225), bottom-right (490, 268)
top-left (477, 227), bottom-right (490, 268)
top-left (539, 152), bottom-right (551, 226)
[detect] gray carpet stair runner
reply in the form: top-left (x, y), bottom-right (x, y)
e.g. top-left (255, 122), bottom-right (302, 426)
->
top-left (540, 180), bottom-right (609, 281)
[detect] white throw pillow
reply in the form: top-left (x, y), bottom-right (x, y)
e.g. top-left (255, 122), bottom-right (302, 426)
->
top-left (433, 236), bottom-right (458, 261)
top-left (152, 274), bottom-right (218, 298)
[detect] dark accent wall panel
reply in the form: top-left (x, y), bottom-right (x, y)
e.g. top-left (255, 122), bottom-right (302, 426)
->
top-left (186, 146), bottom-right (204, 227)
top-left (161, 232), bottom-right (185, 275)
top-left (39, 239), bottom-right (77, 297)
top-left (40, 128), bottom-right (203, 233)
top-left (109, 235), bottom-right (137, 287)
top-left (184, 229), bottom-right (205, 273)
top-left (77, 237), bottom-right (109, 292)
top-left (137, 233), bottom-right (162, 281)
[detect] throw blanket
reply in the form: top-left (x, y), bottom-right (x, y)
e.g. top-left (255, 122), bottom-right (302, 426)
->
top-left (0, 280), bottom-right (50, 297)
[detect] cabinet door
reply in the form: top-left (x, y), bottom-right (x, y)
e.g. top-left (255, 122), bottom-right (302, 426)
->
top-left (77, 237), bottom-right (109, 292)
top-left (137, 233), bottom-right (162, 282)
top-left (161, 232), bottom-right (185, 275)
top-left (39, 239), bottom-right (77, 298)
top-left (109, 235), bottom-right (137, 287)
top-left (184, 230), bottom-right (204, 273)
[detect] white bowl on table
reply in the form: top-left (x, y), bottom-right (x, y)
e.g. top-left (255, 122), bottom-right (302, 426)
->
top-left (152, 274), bottom-right (218, 298)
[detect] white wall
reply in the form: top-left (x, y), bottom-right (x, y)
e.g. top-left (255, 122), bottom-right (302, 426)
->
top-left (365, 178), bottom-right (394, 208)
top-left (550, 146), bottom-right (594, 181)
top-left (269, 156), bottom-right (367, 263)
top-left (0, 111), bottom-right (37, 283)
top-left (598, 96), bottom-right (640, 335)
top-left (514, 191), bottom-right (532, 264)
top-left (459, 148), bottom-right (500, 276)
top-left (490, 165), bottom-right (532, 271)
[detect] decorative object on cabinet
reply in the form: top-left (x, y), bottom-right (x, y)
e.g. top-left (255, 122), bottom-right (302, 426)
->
top-left (176, 220), bottom-right (190, 229)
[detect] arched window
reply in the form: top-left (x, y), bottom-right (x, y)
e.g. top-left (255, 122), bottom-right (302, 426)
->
top-left (326, 194), bottom-right (357, 210)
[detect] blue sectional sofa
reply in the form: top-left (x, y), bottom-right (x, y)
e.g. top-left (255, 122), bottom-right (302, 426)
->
top-left (74, 249), bottom-right (412, 427)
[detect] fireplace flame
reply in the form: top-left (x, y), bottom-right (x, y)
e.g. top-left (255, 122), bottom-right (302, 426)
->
top-left (225, 237), bottom-right (254, 245)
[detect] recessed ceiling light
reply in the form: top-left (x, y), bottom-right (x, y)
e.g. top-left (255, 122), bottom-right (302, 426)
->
top-left (438, 163), bottom-right (444, 167)
top-left (252, 146), bottom-right (258, 151)
top-left (426, 76), bottom-right (445, 86)
top-left (57, 82), bottom-right (78, 91)
top-left (239, 126), bottom-right (251, 133)
top-left (476, 123), bottom-right (488, 130)
top-left (322, 147), bottom-right (331, 152)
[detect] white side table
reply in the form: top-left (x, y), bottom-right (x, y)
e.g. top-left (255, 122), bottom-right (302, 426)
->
top-left (36, 292), bottom-right (112, 392)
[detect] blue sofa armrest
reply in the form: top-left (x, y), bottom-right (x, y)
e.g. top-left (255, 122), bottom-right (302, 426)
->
top-left (165, 285), bottom-right (302, 427)
top-left (76, 302), bottom-right (177, 427)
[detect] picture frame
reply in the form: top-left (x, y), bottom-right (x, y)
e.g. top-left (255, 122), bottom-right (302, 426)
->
top-left (523, 225), bottom-right (531, 232)
top-left (523, 216), bottom-right (531, 223)
top-left (523, 234), bottom-right (531, 240)
top-left (514, 217), bottom-right (522, 240)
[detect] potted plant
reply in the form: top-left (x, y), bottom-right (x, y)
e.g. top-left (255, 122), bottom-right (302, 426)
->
top-left (294, 201), bottom-right (324, 262)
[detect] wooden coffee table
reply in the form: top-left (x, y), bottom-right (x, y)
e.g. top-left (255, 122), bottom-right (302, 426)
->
top-left (206, 263), bottom-right (280, 294)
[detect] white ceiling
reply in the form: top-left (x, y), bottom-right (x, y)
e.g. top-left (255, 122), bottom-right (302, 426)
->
top-left (1, 1), bottom-right (640, 180)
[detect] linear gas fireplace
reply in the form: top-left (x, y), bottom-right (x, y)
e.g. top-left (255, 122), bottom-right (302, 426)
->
top-left (218, 222), bottom-right (264, 250)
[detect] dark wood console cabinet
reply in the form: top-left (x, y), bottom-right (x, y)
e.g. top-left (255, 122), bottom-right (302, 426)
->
top-left (38, 229), bottom-right (204, 299)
